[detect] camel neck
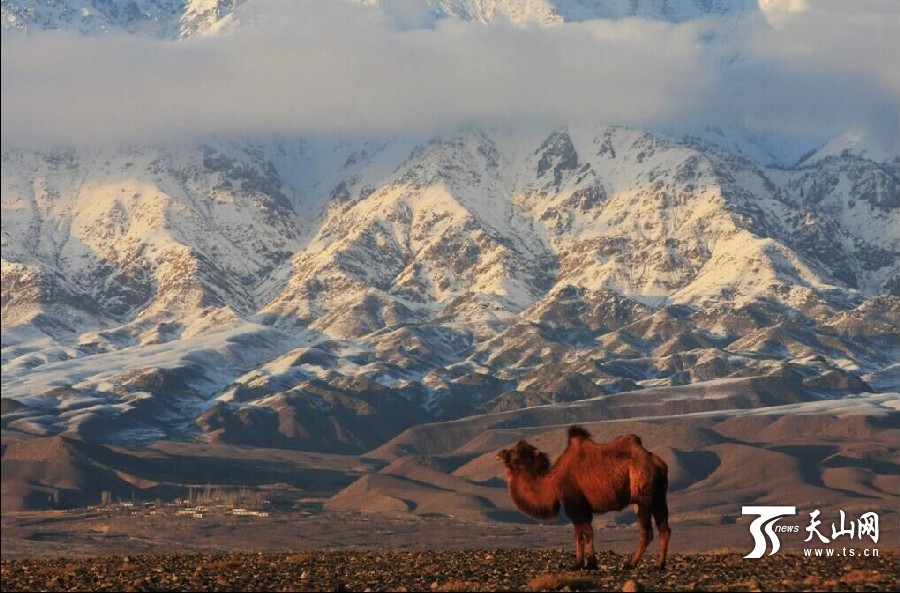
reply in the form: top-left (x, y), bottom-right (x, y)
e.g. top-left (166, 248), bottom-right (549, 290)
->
top-left (509, 470), bottom-right (559, 520)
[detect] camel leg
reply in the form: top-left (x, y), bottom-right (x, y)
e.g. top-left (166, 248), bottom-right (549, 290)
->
top-left (627, 504), bottom-right (653, 570)
top-left (566, 499), bottom-right (593, 570)
top-left (653, 496), bottom-right (671, 570)
top-left (571, 523), bottom-right (586, 570)
top-left (583, 522), bottom-right (598, 570)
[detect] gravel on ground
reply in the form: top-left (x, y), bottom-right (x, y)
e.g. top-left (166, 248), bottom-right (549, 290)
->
top-left (1, 549), bottom-right (896, 592)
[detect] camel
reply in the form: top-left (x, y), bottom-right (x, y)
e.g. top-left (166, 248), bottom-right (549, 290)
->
top-left (496, 425), bottom-right (670, 570)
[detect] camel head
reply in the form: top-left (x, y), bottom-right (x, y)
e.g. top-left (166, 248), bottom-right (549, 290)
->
top-left (496, 440), bottom-right (551, 477)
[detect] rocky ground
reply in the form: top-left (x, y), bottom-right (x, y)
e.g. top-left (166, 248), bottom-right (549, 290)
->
top-left (1, 549), bottom-right (896, 592)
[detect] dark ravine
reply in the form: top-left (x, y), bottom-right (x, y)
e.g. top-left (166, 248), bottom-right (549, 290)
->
top-left (1, 550), bottom-right (896, 592)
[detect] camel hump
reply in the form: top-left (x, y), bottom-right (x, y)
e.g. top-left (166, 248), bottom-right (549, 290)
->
top-left (624, 433), bottom-right (643, 447)
top-left (654, 455), bottom-right (669, 476)
top-left (568, 425), bottom-right (591, 441)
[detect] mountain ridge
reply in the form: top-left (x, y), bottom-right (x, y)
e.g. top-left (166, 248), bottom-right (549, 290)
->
top-left (3, 124), bottom-right (897, 451)
top-left (1, 0), bottom-right (765, 38)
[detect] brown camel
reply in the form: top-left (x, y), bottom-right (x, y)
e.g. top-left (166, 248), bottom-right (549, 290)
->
top-left (496, 426), bottom-right (670, 570)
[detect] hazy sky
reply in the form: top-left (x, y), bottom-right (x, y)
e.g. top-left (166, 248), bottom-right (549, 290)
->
top-left (1, 0), bottom-right (897, 152)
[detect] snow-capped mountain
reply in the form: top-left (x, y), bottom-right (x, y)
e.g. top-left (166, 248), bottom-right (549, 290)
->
top-left (1, 0), bottom-right (762, 37)
top-left (3, 125), bottom-right (897, 451)
top-left (367, 0), bottom-right (762, 26)
top-left (1, 0), bottom-right (238, 38)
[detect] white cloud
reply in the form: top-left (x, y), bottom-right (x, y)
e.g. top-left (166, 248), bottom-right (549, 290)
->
top-left (1, 0), bottom-right (897, 154)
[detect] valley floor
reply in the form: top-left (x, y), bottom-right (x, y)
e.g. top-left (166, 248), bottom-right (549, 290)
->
top-left (5, 506), bottom-right (897, 559)
top-left (1, 548), bottom-right (896, 592)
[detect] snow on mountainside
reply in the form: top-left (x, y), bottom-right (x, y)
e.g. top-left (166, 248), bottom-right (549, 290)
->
top-left (2, 125), bottom-right (898, 451)
top-left (412, 0), bottom-right (759, 25)
top-left (1, 0), bottom-right (761, 37)
top-left (0, 0), bottom-right (241, 37)
top-left (1, 143), bottom-right (304, 330)
top-left (802, 131), bottom-right (900, 167)
top-left (0, 0), bottom-right (282, 36)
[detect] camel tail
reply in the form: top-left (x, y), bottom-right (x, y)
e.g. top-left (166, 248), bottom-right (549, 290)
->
top-left (652, 455), bottom-right (671, 569)
top-left (652, 455), bottom-right (669, 512)
top-left (568, 425), bottom-right (591, 441)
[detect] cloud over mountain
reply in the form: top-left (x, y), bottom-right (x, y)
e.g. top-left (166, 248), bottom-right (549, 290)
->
top-left (1, 0), bottom-right (897, 153)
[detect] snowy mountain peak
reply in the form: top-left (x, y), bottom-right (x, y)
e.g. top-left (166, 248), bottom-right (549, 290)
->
top-left (1, 0), bottom-right (766, 38)
top-left (373, 0), bottom-right (762, 26)
top-left (1, 0), bottom-right (239, 38)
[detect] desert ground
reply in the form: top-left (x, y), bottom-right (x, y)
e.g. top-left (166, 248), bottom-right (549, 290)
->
top-left (3, 504), bottom-right (896, 590)
top-left (2, 549), bottom-right (897, 592)
top-left (8, 501), bottom-right (894, 560)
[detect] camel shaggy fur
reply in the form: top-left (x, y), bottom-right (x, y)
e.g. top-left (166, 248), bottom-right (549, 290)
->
top-left (497, 426), bottom-right (670, 570)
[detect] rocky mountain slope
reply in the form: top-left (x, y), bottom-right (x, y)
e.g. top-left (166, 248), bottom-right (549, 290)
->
top-left (2, 124), bottom-right (897, 452)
